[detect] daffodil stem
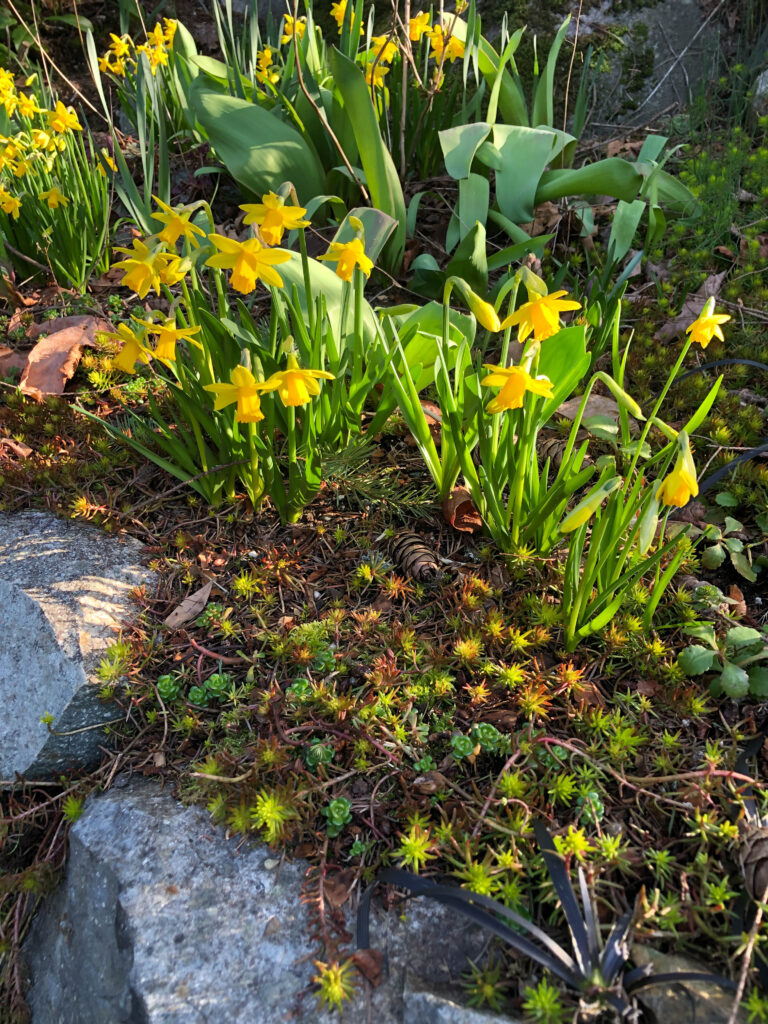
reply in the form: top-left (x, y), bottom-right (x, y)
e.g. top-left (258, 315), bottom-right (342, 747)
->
top-left (353, 266), bottom-right (363, 388)
top-left (298, 226), bottom-right (314, 336)
top-left (246, 423), bottom-right (263, 507)
top-left (623, 338), bottom-right (692, 497)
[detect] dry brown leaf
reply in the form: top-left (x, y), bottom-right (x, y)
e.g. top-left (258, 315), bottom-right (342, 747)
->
top-left (654, 271), bottom-right (728, 342)
top-left (729, 584), bottom-right (747, 619)
top-left (350, 949), bottom-right (384, 987)
top-left (605, 138), bottom-right (644, 159)
top-left (443, 486), bottom-right (482, 533)
top-left (19, 316), bottom-right (111, 399)
top-left (163, 580), bottom-right (214, 629)
top-left (521, 201), bottom-right (561, 237)
top-left (558, 393), bottom-right (637, 430)
top-left (0, 347), bottom-right (25, 376)
top-left (0, 437), bottom-right (33, 458)
top-left (412, 770), bottom-right (449, 795)
top-left (324, 869), bottom-right (356, 910)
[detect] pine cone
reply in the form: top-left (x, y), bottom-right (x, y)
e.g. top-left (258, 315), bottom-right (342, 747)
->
top-left (739, 824), bottom-right (768, 902)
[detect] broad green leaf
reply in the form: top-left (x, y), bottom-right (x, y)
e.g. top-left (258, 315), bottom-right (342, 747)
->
top-left (446, 174), bottom-right (490, 252)
top-left (279, 253), bottom-right (379, 346)
top-left (730, 551), bottom-right (758, 582)
top-left (189, 84), bottom-right (325, 201)
top-left (440, 123), bottom-right (491, 180)
top-left (445, 221), bottom-right (488, 295)
top-left (492, 124), bottom-right (558, 223)
top-left (678, 645), bottom-right (717, 675)
top-left (701, 544), bottom-right (726, 570)
top-left (715, 490), bottom-right (738, 507)
top-left (719, 660), bottom-right (750, 699)
top-left (331, 207), bottom-right (397, 262)
top-left (725, 626), bottom-right (765, 658)
top-left (328, 47), bottom-right (406, 272)
top-left (683, 622), bottom-right (718, 649)
top-left (724, 515), bottom-right (744, 534)
top-left (749, 666), bottom-right (768, 697)
top-left (608, 199), bottom-right (645, 263)
top-left (536, 158), bottom-right (643, 207)
top-left (538, 326), bottom-right (590, 421)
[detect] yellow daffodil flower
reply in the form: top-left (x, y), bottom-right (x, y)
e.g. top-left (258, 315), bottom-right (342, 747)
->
top-left (317, 237), bottom-right (373, 281)
top-left (365, 62), bottom-right (389, 88)
top-left (157, 252), bottom-right (190, 288)
top-left (46, 101), bottom-right (82, 134)
top-left (331, 1), bottom-right (348, 29)
top-left (480, 364), bottom-right (554, 413)
top-left (205, 234), bottom-right (291, 294)
top-left (13, 158), bottom-right (33, 178)
top-left (17, 93), bottom-right (39, 118)
top-left (281, 15), bottom-right (306, 44)
top-left (259, 354), bottom-right (334, 407)
top-left (429, 26), bottom-right (465, 63)
top-left (501, 287), bottom-right (581, 343)
top-left (255, 48), bottom-right (280, 83)
top-left (98, 53), bottom-right (115, 73)
top-left (108, 33), bottom-right (131, 58)
top-left (102, 323), bottom-right (154, 374)
top-left (147, 22), bottom-right (167, 48)
top-left (0, 191), bottom-right (21, 219)
top-left (2, 92), bottom-right (18, 116)
top-left (151, 197), bottom-right (205, 247)
top-left (240, 192), bottom-right (310, 246)
top-left (97, 148), bottom-right (117, 176)
top-left (371, 34), bottom-right (398, 63)
top-left (685, 296), bottom-right (730, 349)
top-left (38, 186), bottom-right (68, 209)
top-left (659, 434), bottom-right (699, 507)
top-left (132, 318), bottom-right (202, 364)
top-left (409, 12), bottom-right (431, 41)
top-left (163, 19), bottom-right (178, 45)
top-left (448, 279), bottom-right (501, 332)
top-left (203, 364), bottom-right (267, 423)
top-left (112, 238), bottom-right (169, 298)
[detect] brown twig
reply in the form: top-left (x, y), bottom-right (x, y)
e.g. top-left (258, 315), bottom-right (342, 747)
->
top-left (727, 881), bottom-right (768, 1024)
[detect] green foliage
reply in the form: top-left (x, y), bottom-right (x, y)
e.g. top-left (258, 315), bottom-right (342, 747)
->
top-left (678, 623), bottom-right (768, 700)
top-left (322, 796), bottom-right (352, 837)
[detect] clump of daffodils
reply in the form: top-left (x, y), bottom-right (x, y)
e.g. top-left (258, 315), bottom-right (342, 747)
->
top-left (97, 19), bottom-right (178, 78)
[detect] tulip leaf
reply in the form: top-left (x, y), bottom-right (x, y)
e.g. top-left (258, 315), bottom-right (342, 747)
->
top-left (188, 83), bottom-right (325, 202)
top-left (492, 124), bottom-right (559, 223)
top-left (446, 175), bottom-right (490, 253)
top-left (536, 159), bottom-right (644, 207)
top-left (328, 46), bottom-right (406, 272)
top-left (445, 221), bottom-right (488, 295)
top-left (538, 326), bottom-right (590, 421)
top-left (440, 122), bottom-right (491, 180)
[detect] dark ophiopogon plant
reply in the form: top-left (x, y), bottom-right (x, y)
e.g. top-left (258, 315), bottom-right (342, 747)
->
top-left (357, 821), bottom-right (736, 1019)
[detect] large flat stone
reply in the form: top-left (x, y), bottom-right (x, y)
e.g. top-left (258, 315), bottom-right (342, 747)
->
top-left (0, 511), bottom-right (153, 782)
top-left (23, 779), bottom-right (521, 1024)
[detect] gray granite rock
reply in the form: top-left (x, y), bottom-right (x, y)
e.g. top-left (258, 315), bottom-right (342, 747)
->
top-left (23, 779), bottom-right (521, 1024)
top-left (571, 0), bottom-right (721, 128)
top-left (632, 945), bottom-right (747, 1024)
top-left (0, 512), bottom-right (153, 782)
top-left (753, 68), bottom-right (768, 119)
